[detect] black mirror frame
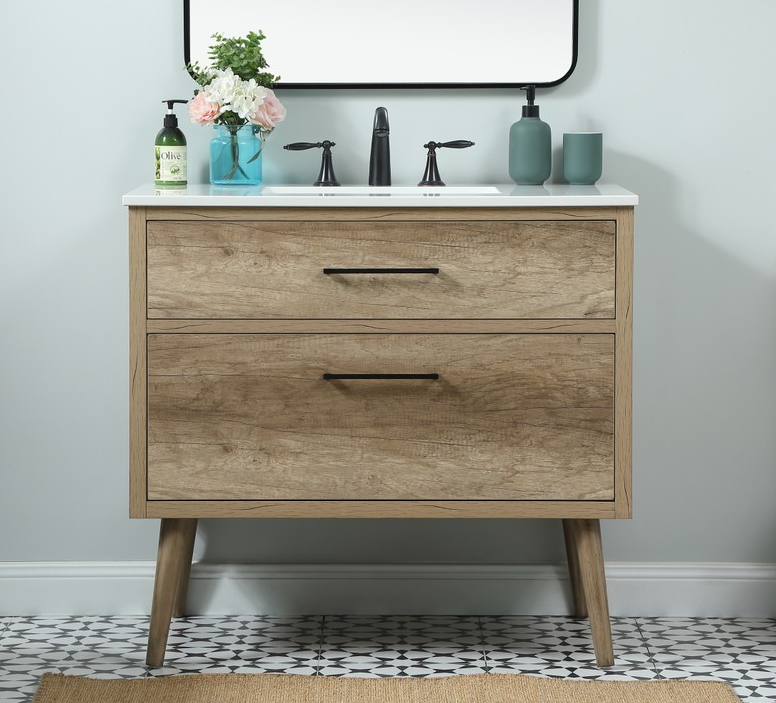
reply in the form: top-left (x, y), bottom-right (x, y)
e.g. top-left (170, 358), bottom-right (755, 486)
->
top-left (183, 0), bottom-right (578, 89)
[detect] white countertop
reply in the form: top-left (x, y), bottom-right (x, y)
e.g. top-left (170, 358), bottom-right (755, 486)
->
top-left (122, 183), bottom-right (638, 208)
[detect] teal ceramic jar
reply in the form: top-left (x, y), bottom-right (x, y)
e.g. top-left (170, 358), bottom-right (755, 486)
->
top-left (509, 107), bottom-right (551, 185)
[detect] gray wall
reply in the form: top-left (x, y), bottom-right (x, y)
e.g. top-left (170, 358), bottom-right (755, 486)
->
top-left (2, 0), bottom-right (776, 567)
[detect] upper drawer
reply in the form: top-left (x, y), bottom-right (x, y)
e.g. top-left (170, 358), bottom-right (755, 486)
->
top-left (147, 220), bottom-right (615, 319)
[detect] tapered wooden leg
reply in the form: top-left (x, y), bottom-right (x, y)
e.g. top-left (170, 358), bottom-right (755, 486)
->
top-left (562, 519), bottom-right (587, 618)
top-left (172, 519), bottom-right (198, 618)
top-left (566, 518), bottom-right (614, 666)
top-left (146, 518), bottom-right (197, 667)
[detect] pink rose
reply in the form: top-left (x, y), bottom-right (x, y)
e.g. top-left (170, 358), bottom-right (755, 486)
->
top-left (250, 88), bottom-right (287, 130)
top-left (189, 91), bottom-right (220, 125)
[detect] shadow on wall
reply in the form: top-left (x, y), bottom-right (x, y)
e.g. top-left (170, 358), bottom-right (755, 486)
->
top-left (195, 518), bottom-right (568, 566)
top-left (190, 519), bottom-right (572, 615)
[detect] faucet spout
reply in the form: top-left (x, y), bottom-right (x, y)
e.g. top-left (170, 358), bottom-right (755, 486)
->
top-left (368, 107), bottom-right (391, 186)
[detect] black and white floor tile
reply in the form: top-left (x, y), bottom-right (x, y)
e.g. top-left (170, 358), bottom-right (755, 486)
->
top-left (318, 616), bottom-right (486, 676)
top-left (0, 616), bottom-right (774, 702)
top-left (638, 618), bottom-right (776, 700)
top-left (157, 616), bottom-right (323, 676)
top-left (481, 615), bottom-right (658, 680)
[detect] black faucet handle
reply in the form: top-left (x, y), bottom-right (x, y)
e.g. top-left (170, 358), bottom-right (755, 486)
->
top-left (440, 140), bottom-right (474, 149)
top-left (423, 140), bottom-right (475, 152)
top-left (284, 141), bottom-right (336, 151)
top-left (283, 141), bottom-right (339, 186)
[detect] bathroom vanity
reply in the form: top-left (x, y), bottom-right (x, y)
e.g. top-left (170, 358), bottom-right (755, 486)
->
top-left (123, 183), bottom-right (637, 667)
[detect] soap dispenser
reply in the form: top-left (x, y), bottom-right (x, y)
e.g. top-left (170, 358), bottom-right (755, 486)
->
top-left (155, 99), bottom-right (188, 186)
top-left (508, 86), bottom-right (551, 185)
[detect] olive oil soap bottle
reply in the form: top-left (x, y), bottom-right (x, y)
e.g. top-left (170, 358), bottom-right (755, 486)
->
top-left (155, 99), bottom-right (188, 186)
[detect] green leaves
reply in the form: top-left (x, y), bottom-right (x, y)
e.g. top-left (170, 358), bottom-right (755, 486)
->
top-left (193, 30), bottom-right (280, 88)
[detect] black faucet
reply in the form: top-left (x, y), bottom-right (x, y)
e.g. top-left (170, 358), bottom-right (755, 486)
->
top-left (368, 107), bottom-right (391, 186)
top-left (283, 141), bottom-right (340, 186)
top-left (418, 140), bottom-right (475, 186)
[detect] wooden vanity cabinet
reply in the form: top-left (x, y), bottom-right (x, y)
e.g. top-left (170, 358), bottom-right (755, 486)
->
top-left (128, 205), bottom-right (634, 667)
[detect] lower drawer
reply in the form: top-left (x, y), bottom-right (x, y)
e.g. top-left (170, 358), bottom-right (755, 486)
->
top-left (147, 334), bottom-right (614, 501)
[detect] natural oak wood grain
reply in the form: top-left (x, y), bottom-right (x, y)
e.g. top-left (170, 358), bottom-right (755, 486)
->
top-left (145, 206), bottom-right (618, 222)
top-left (614, 207), bottom-right (634, 518)
top-left (147, 220), bottom-right (615, 320)
top-left (172, 519), bottom-right (197, 618)
top-left (147, 319), bottom-right (617, 334)
top-left (562, 518), bottom-right (587, 618)
top-left (147, 333), bottom-right (615, 502)
top-left (128, 207), bottom-right (147, 518)
top-left (567, 518), bottom-right (614, 666)
top-left (144, 500), bottom-right (618, 519)
top-left (146, 518), bottom-right (197, 667)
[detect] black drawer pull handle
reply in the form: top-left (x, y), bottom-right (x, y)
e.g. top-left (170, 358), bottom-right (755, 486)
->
top-left (323, 373), bottom-right (439, 380)
top-left (323, 267), bottom-right (440, 275)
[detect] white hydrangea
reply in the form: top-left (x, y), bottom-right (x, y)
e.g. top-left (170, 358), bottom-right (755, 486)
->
top-left (204, 68), bottom-right (268, 120)
top-left (206, 68), bottom-right (240, 109)
top-left (231, 79), bottom-right (267, 120)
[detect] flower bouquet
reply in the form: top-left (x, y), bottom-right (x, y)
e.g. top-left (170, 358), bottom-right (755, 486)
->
top-left (188, 31), bottom-right (286, 184)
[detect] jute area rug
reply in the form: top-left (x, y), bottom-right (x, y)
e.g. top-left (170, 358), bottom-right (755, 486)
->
top-left (32, 672), bottom-right (742, 703)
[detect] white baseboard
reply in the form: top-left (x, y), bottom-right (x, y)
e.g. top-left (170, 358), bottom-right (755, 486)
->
top-left (1, 562), bottom-right (774, 617)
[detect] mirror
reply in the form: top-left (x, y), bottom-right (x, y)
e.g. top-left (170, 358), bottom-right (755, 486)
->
top-left (184, 0), bottom-right (578, 88)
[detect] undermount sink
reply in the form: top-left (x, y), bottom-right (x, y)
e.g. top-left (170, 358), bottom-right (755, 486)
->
top-left (262, 185), bottom-right (502, 196)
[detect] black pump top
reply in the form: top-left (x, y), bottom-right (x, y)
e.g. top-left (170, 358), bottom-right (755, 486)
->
top-left (162, 99), bottom-right (188, 128)
top-left (520, 85), bottom-right (540, 118)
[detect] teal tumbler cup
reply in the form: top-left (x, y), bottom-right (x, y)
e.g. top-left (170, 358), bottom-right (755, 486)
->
top-left (563, 132), bottom-right (603, 185)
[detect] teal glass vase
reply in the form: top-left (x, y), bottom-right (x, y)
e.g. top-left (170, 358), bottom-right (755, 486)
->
top-left (210, 124), bottom-right (263, 185)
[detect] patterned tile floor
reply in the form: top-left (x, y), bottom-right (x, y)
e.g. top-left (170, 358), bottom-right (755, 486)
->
top-left (0, 616), bottom-right (774, 701)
